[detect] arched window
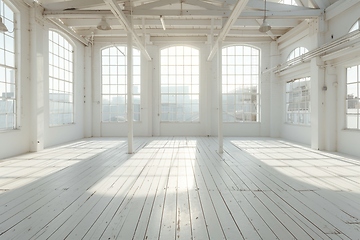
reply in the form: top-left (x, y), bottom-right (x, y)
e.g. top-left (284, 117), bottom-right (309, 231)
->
top-left (160, 46), bottom-right (199, 122)
top-left (49, 30), bottom-right (74, 126)
top-left (222, 45), bottom-right (260, 122)
top-left (287, 47), bottom-right (308, 61)
top-left (349, 19), bottom-right (360, 33)
top-left (101, 46), bottom-right (141, 122)
top-left (0, 2), bottom-right (16, 130)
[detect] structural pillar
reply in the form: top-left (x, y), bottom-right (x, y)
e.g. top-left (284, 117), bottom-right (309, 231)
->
top-left (218, 40), bottom-right (223, 153)
top-left (127, 31), bottom-right (133, 154)
top-left (310, 57), bottom-right (325, 150)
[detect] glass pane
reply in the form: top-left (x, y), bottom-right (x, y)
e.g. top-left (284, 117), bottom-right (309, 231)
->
top-left (347, 115), bottom-right (358, 129)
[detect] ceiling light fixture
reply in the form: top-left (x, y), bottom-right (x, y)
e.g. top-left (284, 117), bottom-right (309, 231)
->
top-left (259, 0), bottom-right (271, 33)
top-left (0, 1), bottom-right (8, 32)
top-left (97, 17), bottom-right (111, 30)
top-left (160, 15), bottom-right (166, 30)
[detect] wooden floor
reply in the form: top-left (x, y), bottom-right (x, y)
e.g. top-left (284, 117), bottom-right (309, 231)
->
top-left (1, 137), bottom-right (360, 240)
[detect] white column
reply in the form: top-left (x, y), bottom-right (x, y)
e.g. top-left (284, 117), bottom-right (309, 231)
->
top-left (218, 40), bottom-right (223, 153)
top-left (269, 42), bottom-right (281, 138)
top-left (310, 57), bottom-right (325, 150)
top-left (127, 31), bottom-right (133, 154)
top-left (324, 66), bottom-right (338, 151)
top-left (30, 6), bottom-right (44, 152)
top-left (84, 45), bottom-right (93, 138)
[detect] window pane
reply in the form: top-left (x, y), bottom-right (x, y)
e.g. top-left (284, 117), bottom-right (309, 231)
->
top-left (49, 31), bottom-right (74, 126)
top-left (0, 2), bottom-right (16, 131)
top-left (285, 77), bottom-right (311, 125)
top-left (101, 46), bottom-right (141, 122)
top-left (160, 46), bottom-right (199, 122)
top-left (222, 45), bottom-right (260, 122)
top-left (346, 65), bottom-right (360, 130)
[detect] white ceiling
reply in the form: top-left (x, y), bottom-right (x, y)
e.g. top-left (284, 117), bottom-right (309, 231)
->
top-left (32, 0), bottom-right (342, 43)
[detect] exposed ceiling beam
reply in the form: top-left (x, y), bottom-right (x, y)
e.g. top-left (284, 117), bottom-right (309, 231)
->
top-left (44, 9), bottom-right (323, 19)
top-left (47, 18), bottom-right (90, 46)
top-left (246, 0), bottom-right (313, 11)
top-left (325, 0), bottom-right (360, 21)
top-left (76, 28), bottom-right (286, 37)
top-left (184, 0), bottom-right (227, 11)
top-left (103, 0), bottom-right (152, 61)
top-left (134, 0), bottom-right (180, 10)
top-left (309, 0), bottom-right (330, 9)
top-left (41, 0), bottom-right (105, 11)
top-left (61, 18), bottom-right (298, 28)
top-left (208, 0), bottom-right (249, 61)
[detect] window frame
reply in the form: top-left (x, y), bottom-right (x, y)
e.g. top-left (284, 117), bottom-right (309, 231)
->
top-left (0, 1), bottom-right (17, 131)
top-left (100, 45), bottom-right (141, 123)
top-left (48, 29), bottom-right (75, 127)
top-left (285, 77), bottom-right (311, 125)
top-left (222, 44), bottom-right (261, 123)
top-left (160, 45), bottom-right (200, 123)
top-left (346, 65), bottom-right (360, 130)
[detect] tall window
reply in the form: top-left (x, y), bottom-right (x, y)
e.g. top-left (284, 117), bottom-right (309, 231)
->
top-left (0, 2), bottom-right (16, 130)
top-left (286, 77), bottom-right (311, 125)
top-left (160, 46), bottom-right (199, 122)
top-left (287, 47), bottom-right (308, 61)
top-left (49, 30), bottom-right (74, 126)
top-left (101, 46), bottom-right (141, 122)
top-left (346, 65), bottom-right (360, 130)
top-left (222, 45), bottom-right (260, 122)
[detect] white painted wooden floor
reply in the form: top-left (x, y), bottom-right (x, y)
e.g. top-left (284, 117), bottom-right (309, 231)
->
top-left (1, 137), bottom-right (360, 240)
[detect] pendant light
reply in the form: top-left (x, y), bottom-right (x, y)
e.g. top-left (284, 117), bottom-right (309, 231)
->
top-left (259, 0), bottom-right (271, 33)
top-left (0, 0), bottom-right (8, 32)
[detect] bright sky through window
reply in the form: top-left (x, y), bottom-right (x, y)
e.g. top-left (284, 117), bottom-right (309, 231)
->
top-left (49, 30), bottom-right (74, 126)
top-left (101, 46), bottom-right (141, 122)
top-left (160, 46), bottom-right (200, 122)
top-left (222, 45), bottom-right (260, 122)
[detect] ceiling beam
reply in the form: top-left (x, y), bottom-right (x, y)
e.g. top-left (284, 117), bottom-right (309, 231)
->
top-left (103, 0), bottom-right (152, 61)
top-left (47, 18), bottom-right (90, 46)
top-left (41, 0), bottom-right (105, 11)
top-left (208, 0), bottom-right (249, 61)
top-left (134, 0), bottom-right (180, 10)
top-left (44, 9), bottom-right (322, 19)
top-left (62, 18), bottom-right (299, 28)
top-left (309, 0), bottom-right (330, 9)
top-left (325, 0), bottom-right (360, 21)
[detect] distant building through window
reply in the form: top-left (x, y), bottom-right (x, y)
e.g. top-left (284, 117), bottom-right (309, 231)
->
top-left (222, 45), bottom-right (260, 122)
top-left (346, 65), bottom-right (360, 130)
top-left (101, 46), bottom-right (141, 122)
top-left (49, 30), bottom-right (74, 126)
top-left (0, 2), bottom-right (16, 130)
top-left (160, 46), bottom-right (200, 122)
top-left (286, 77), bottom-right (311, 125)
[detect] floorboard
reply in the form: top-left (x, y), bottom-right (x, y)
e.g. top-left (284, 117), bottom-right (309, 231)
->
top-left (1, 137), bottom-right (360, 239)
